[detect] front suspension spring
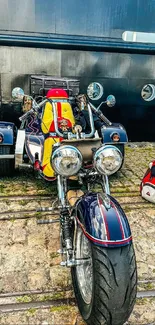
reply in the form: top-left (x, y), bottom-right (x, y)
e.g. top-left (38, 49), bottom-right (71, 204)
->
top-left (60, 208), bottom-right (72, 242)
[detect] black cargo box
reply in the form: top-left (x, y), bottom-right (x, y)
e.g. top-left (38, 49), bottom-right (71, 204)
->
top-left (30, 75), bottom-right (80, 97)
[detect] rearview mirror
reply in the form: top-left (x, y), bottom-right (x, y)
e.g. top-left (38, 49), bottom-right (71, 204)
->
top-left (12, 87), bottom-right (25, 101)
top-left (106, 95), bottom-right (116, 107)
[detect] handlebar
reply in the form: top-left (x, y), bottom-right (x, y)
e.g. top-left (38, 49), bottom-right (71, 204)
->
top-left (89, 102), bottom-right (112, 126)
top-left (19, 98), bottom-right (48, 121)
top-left (86, 104), bottom-right (95, 138)
top-left (47, 99), bottom-right (95, 138)
top-left (19, 97), bottom-right (95, 139)
top-left (19, 108), bottom-right (35, 121)
top-left (47, 98), bottom-right (66, 138)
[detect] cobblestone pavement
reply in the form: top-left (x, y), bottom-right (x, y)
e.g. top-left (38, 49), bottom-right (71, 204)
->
top-left (0, 143), bottom-right (155, 325)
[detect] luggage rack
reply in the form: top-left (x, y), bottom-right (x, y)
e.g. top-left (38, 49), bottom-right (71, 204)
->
top-left (30, 75), bottom-right (80, 97)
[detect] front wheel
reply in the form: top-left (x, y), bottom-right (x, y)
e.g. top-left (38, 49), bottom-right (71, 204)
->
top-left (71, 226), bottom-right (137, 325)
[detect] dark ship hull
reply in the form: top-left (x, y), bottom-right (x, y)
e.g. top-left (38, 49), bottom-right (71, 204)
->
top-left (0, 0), bottom-right (155, 141)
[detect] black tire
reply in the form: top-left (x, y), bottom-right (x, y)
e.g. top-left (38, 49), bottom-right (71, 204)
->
top-left (0, 145), bottom-right (15, 177)
top-left (72, 229), bottom-right (137, 325)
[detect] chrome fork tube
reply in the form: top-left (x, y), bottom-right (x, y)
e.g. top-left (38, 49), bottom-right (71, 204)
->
top-left (102, 174), bottom-right (110, 195)
top-left (57, 175), bottom-right (74, 266)
top-left (57, 175), bottom-right (66, 207)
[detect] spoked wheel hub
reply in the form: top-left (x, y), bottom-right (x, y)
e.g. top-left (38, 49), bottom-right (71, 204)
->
top-left (75, 227), bottom-right (93, 304)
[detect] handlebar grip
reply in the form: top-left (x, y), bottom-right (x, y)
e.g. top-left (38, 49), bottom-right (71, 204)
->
top-left (38, 98), bottom-right (48, 108)
top-left (98, 110), bottom-right (112, 126)
top-left (19, 109), bottom-right (34, 121)
top-left (19, 98), bottom-right (48, 122)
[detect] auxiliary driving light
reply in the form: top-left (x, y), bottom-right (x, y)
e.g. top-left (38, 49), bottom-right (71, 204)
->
top-left (111, 132), bottom-right (120, 142)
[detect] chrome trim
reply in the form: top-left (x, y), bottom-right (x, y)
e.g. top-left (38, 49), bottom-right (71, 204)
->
top-left (57, 175), bottom-right (66, 207)
top-left (52, 99), bottom-right (95, 139)
top-left (0, 154), bottom-right (14, 159)
top-left (52, 102), bottom-right (64, 138)
top-left (75, 226), bottom-right (93, 304)
top-left (90, 102), bottom-right (112, 126)
top-left (102, 174), bottom-right (110, 195)
top-left (38, 98), bottom-right (48, 108)
top-left (85, 103), bottom-right (95, 138)
top-left (52, 145), bottom-right (82, 177)
top-left (15, 130), bottom-right (25, 168)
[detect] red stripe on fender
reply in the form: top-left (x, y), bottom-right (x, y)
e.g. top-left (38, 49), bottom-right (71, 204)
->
top-left (76, 216), bottom-right (132, 246)
top-left (85, 230), bottom-right (132, 245)
top-left (110, 200), bottom-right (125, 239)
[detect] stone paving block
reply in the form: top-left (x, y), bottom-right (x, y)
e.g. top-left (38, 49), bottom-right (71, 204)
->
top-left (128, 210), bottom-right (155, 279)
top-left (0, 298), bottom-right (155, 325)
top-left (0, 143), bottom-right (155, 324)
top-left (0, 218), bottom-right (64, 293)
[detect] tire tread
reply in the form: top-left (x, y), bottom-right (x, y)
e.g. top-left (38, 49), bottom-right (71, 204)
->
top-left (0, 145), bottom-right (15, 176)
top-left (72, 232), bottom-right (137, 325)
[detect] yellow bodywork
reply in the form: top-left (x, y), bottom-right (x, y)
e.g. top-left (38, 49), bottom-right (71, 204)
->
top-left (41, 100), bottom-right (75, 178)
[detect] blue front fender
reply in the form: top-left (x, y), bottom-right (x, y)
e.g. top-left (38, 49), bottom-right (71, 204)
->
top-left (73, 192), bottom-right (132, 248)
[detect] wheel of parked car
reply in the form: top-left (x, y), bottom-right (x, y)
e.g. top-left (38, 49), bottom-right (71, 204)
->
top-left (0, 145), bottom-right (15, 176)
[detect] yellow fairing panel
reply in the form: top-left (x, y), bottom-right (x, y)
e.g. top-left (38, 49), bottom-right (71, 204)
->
top-left (41, 101), bottom-right (75, 134)
top-left (41, 137), bottom-right (59, 177)
top-left (41, 101), bottom-right (75, 178)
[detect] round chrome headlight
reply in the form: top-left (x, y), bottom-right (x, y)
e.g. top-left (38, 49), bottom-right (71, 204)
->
top-left (51, 145), bottom-right (82, 176)
top-left (94, 145), bottom-right (123, 175)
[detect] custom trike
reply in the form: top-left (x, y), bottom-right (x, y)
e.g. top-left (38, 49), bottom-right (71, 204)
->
top-left (0, 79), bottom-right (128, 177)
top-left (0, 85), bottom-right (137, 325)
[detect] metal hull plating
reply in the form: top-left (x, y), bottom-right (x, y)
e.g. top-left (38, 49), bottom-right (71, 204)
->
top-left (0, 0), bottom-right (155, 140)
top-left (74, 192), bottom-right (132, 248)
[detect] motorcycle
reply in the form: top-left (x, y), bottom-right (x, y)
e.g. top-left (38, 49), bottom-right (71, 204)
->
top-left (9, 86), bottom-right (137, 325)
top-left (0, 79), bottom-right (127, 177)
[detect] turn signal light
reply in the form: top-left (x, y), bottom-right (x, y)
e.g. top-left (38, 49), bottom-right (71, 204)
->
top-left (111, 133), bottom-right (120, 142)
top-left (34, 160), bottom-right (40, 171)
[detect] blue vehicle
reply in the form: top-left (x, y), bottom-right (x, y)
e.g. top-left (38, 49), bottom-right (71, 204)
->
top-left (10, 86), bottom-right (137, 325)
top-left (0, 121), bottom-right (16, 176)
